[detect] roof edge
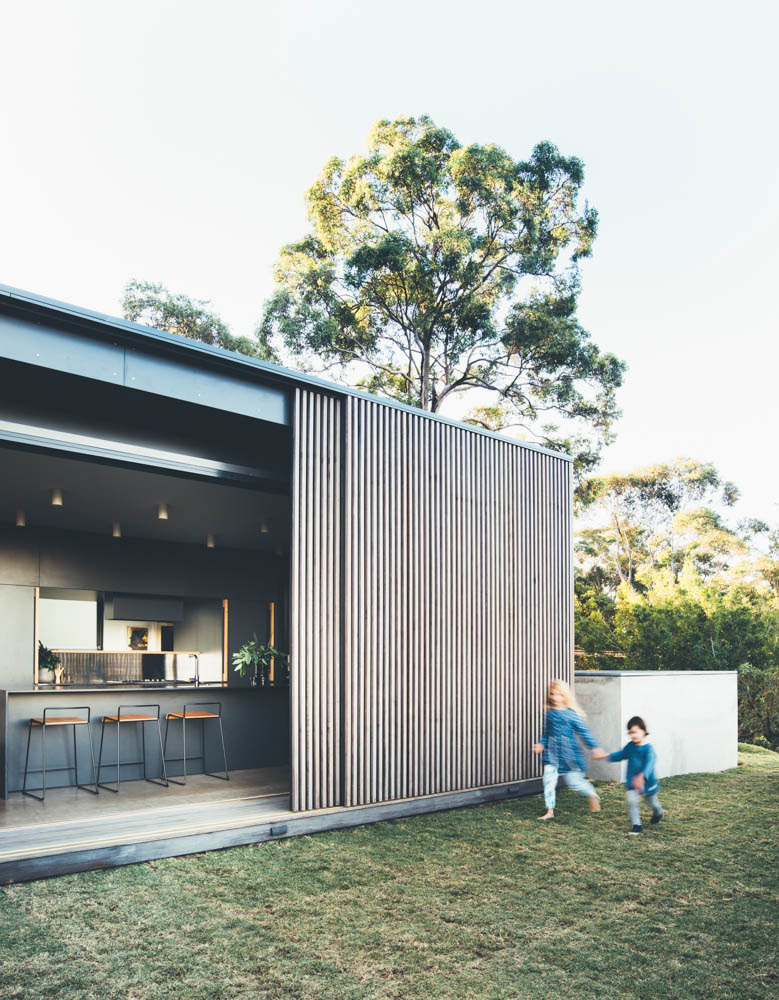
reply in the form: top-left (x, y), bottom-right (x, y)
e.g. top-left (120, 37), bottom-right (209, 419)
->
top-left (0, 283), bottom-right (573, 463)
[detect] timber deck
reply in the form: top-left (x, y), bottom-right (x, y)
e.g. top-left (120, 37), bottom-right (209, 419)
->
top-left (0, 769), bottom-right (542, 883)
top-left (0, 766), bottom-right (291, 883)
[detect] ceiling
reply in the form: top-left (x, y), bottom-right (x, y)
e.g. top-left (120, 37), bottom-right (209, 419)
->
top-left (0, 445), bottom-right (290, 552)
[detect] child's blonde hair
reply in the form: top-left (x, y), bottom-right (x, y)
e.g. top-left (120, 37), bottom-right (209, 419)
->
top-left (546, 678), bottom-right (585, 716)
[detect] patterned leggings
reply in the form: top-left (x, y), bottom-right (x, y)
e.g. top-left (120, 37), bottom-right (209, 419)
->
top-left (542, 765), bottom-right (597, 809)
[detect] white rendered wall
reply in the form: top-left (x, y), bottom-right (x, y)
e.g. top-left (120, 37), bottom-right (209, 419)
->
top-left (575, 671), bottom-right (738, 782)
top-left (39, 597), bottom-right (97, 649)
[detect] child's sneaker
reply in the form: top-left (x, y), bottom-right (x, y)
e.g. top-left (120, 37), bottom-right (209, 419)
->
top-left (650, 811), bottom-right (663, 825)
top-left (629, 825), bottom-right (642, 835)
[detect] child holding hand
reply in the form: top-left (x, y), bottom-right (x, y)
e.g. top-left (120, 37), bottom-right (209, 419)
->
top-left (603, 715), bottom-right (664, 835)
top-left (532, 679), bottom-right (604, 820)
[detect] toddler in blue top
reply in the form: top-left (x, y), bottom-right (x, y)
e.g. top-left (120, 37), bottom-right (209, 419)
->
top-left (604, 716), bottom-right (664, 835)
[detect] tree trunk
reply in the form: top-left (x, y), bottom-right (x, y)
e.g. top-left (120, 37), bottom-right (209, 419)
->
top-left (420, 346), bottom-right (431, 410)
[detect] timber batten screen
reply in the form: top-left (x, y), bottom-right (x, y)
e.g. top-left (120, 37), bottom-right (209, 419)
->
top-left (342, 398), bottom-right (571, 806)
top-left (290, 389), bottom-right (342, 811)
top-left (291, 388), bottom-right (572, 811)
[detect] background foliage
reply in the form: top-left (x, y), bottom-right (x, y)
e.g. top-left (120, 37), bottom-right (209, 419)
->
top-left (575, 458), bottom-right (779, 746)
top-left (122, 280), bottom-right (276, 360)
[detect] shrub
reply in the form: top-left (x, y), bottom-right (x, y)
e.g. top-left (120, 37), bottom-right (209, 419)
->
top-left (737, 662), bottom-right (779, 750)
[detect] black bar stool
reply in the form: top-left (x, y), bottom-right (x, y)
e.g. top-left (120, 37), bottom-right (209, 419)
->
top-left (163, 702), bottom-right (229, 785)
top-left (22, 707), bottom-right (98, 801)
top-left (97, 704), bottom-right (169, 792)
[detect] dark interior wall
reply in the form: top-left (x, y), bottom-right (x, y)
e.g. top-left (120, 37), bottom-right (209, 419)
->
top-left (0, 525), bottom-right (288, 688)
top-left (174, 599), bottom-right (224, 681)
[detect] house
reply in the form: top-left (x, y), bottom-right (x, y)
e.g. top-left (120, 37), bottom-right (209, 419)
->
top-left (0, 284), bottom-right (573, 881)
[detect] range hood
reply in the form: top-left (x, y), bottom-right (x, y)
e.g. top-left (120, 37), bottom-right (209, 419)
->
top-left (105, 594), bottom-right (184, 622)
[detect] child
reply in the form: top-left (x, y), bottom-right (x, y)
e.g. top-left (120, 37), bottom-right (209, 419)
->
top-left (603, 716), bottom-right (663, 835)
top-left (532, 679), bottom-right (604, 820)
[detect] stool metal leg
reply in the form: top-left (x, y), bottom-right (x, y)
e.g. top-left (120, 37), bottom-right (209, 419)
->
top-left (22, 721), bottom-right (33, 794)
top-left (42, 723), bottom-right (47, 799)
top-left (21, 720), bottom-right (43, 801)
top-left (98, 718), bottom-right (120, 793)
top-left (84, 723), bottom-right (99, 794)
top-left (164, 715), bottom-right (187, 786)
top-left (140, 717), bottom-right (168, 788)
top-left (97, 718), bottom-right (108, 789)
top-left (73, 723), bottom-right (98, 795)
top-left (156, 719), bottom-right (169, 787)
top-left (204, 716), bottom-right (230, 781)
top-left (218, 716), bottom-right (229, 780)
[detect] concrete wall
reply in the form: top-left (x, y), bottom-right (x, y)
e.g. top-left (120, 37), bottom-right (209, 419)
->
top-left (575, 671), bottom-right (738, 782)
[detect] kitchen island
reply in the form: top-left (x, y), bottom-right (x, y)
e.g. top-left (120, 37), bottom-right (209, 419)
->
top-left (1, 683), bottom-right (289, 797)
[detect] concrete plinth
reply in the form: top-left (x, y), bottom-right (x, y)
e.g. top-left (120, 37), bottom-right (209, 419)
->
top-left (574, 671), bottom-right (738, 782)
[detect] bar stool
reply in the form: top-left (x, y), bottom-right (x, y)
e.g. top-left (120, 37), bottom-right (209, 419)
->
top-left (163, 702), bottom-right (229, 785)
top-left (97, 704), bottom-right (169, 792)
top-left (22, 707), bottom-right (98, 801)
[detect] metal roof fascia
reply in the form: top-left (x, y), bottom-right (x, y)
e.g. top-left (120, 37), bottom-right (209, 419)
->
top-left (0, 284), bottom-right (573, 463)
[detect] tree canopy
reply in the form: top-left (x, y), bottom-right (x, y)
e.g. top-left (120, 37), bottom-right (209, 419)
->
top-left (122, 280), bottom-right (275, 360)
top-left (259, 115), bottom-right (625, 477)
top-left (574, 456), bottom-right (778, 747)
top-left (577, 458), bottom-right (742, 589)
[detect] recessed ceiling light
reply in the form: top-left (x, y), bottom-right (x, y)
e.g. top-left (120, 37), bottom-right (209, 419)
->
top-left (51, 488), bottom-right (63, 507)
top-left (157, 503), bottom-right (169, 520)
top-left (16, 510), bottom-right (26, 527)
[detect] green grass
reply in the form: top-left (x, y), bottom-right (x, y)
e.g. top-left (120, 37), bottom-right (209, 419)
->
top-left (1, 746), bottom-right (777, 1000)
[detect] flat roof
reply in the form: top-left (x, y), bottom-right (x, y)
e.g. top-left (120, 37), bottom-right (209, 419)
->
top-left (0, 283), bottom-right (572, 462)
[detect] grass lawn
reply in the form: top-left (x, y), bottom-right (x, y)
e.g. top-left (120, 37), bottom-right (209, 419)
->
top-left (1, 745), bottom-right (776, 1000)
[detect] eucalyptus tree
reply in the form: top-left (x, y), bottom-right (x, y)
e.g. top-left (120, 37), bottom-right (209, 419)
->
top-left (259, 115), bottom-right (625, 478)
top-left (122, 280), bottom-right (275, 360)
top-left (578, 458), bottom-right (741, 588)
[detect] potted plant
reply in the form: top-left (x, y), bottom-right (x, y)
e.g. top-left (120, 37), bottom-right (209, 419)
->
top-left (232, 634), bottom-right (289, 686)
top-left (38, 641), bottom-right (61, 684)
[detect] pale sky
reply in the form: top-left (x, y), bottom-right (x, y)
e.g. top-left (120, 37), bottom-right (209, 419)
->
top-left (2, 0), bottom-right (777, 522)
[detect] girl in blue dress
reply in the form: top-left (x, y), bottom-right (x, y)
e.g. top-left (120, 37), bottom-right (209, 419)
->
top-left (604, 715), bottom-right (663, 835)
top-left (532, 679), bottom-right (604, 820)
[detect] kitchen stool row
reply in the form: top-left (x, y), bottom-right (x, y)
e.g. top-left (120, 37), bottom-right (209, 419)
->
top-left (21, 702), bottom-right (229, 800)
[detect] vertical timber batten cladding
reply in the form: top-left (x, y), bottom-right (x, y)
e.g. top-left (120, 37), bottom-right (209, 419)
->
top-left (291, 387), bottom-right (573, 811)
top-left (290, 389), bottom-right (342, 811)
